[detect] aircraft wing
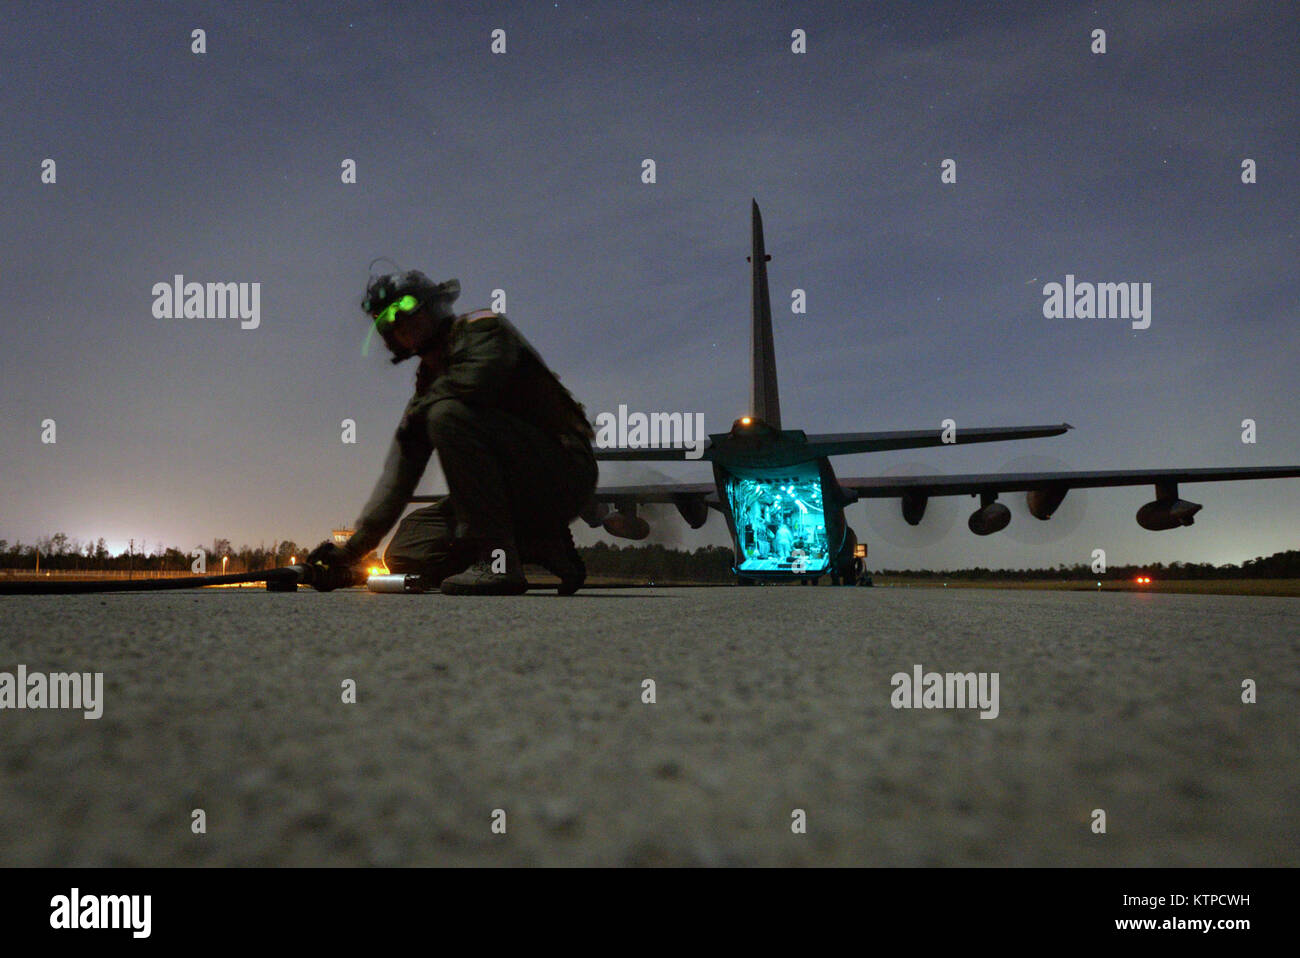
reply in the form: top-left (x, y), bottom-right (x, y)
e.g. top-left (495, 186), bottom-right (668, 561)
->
top-left (583, 481), bottom-right (718, 532)
top-left (594, 444), bottom-right (712, 461)
top-left (839, 465), bottom-right (1300, 498)
top-left (591, 482), bottom-right (717, 504)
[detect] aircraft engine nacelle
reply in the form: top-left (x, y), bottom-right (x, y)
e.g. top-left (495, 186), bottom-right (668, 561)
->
top-left (901, 491), bottom-right (928, 526)
top-left (1136, 498), bottom-right (1202, 531)
top-left (603, 507), bottom-right (650, 540)
top-left (579, 499), bottom-right (610, 528)
top-left (674, 498), bottom-right (709, 529)
top-left (1026, 484), bottom-right (1068, 520)
top-left (968, 497), bottom-right (1011, 536)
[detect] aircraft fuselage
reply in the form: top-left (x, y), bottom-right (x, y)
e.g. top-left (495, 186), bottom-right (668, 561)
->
top-left (709, 421), bottom-right (862, 583)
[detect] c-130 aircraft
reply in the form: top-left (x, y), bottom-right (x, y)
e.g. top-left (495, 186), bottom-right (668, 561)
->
top-left (575, 201), bottom-right (1300, 586)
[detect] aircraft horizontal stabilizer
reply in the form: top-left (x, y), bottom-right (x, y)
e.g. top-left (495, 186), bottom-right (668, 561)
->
top-left (801, 423), bottom-right (1072, 458)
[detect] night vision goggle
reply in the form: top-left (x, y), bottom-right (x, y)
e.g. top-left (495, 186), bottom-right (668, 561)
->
top-left (361, 293), bottom-right (421, 357)
top-left (372, 293), bottom-right (421, 330)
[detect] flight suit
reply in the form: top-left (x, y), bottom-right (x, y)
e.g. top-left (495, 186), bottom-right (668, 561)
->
top-left (344, 310), bottom-right (597, 577)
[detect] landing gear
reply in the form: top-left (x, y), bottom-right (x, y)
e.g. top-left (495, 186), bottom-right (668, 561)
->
top-left (831, 555), bottom-right (863, 587)
top-left (836, 527), bottom-right (870, 587)
top-left (821, 560), bottom-right (869, 587)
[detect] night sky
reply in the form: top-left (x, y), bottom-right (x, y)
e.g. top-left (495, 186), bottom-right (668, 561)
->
top-left (2, 0), bottom-right (1297, 569)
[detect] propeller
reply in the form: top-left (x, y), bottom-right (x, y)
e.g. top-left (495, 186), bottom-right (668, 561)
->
top-left (998, 454), bottom-right (1089, 544)
top-left (861, 461), bottom-right (958, 549)
top-left (622, 465), bottom-right (692, 546)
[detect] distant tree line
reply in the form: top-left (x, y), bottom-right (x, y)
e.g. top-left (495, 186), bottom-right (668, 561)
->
top-left (873, 551), bottom-right (1300, 580)
top-left (0, 535), bottom-right (313, 574)
top-left (576, 542), bottom-right (736, 582)
top-left (4, 533), bottom-right (1300, 581)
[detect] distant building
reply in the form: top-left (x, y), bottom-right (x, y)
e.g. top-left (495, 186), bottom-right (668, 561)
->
top-left (332, 529), bottom-right (354, 546)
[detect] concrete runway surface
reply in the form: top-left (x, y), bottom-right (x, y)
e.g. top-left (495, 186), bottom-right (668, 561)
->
top-left (1, 586), bottom-right (1296, 866)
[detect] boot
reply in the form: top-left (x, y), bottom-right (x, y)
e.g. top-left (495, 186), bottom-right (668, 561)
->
top-left (521, 529), bottom-right (586, 596)
top-left (439, 539), bottom-right (528, 596)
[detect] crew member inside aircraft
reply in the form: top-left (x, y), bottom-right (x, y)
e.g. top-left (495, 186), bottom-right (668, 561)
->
top-left (306, 270), bottom-right (597, 595)
top-left (774, 519), bottom-right (794, 560)
top-left (752, 507), bottom-right (770, 557)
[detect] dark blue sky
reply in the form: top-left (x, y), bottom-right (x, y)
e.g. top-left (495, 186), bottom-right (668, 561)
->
top-left (2, 0), bottom-right (1297, 568)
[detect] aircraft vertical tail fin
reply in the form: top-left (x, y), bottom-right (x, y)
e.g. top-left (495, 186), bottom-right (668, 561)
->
top-left (749, 199), bottom-right (781, 429)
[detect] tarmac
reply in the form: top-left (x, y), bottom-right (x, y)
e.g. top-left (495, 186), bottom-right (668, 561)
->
top-left (1, 585), bottom-right (1296, 866)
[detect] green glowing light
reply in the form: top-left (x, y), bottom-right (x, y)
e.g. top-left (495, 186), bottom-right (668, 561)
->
top-left (374, 294), bottom-right (419, 330)
top-left (362, 294), bottom-right (420, 357)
